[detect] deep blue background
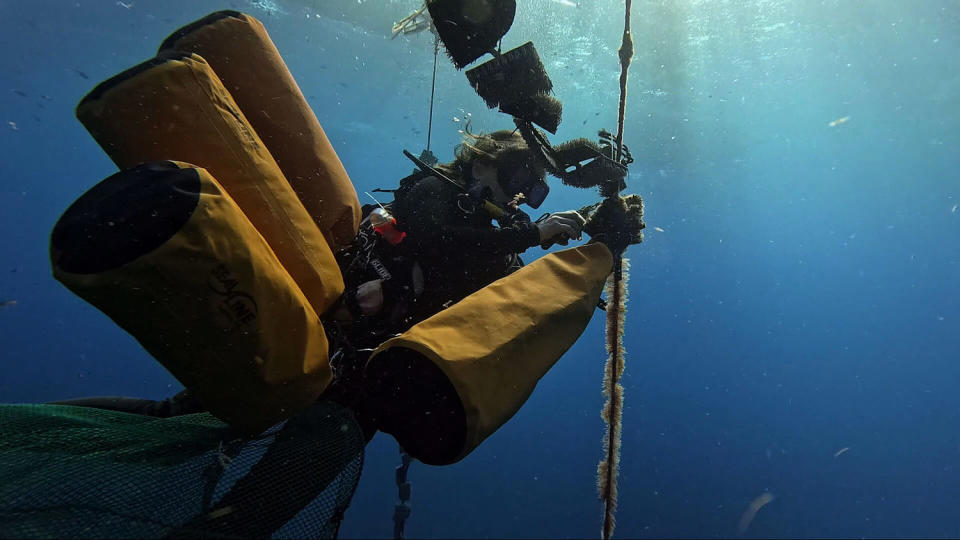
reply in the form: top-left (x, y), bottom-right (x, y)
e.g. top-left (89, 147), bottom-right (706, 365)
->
top-left (1, 0), bottom-right (958, 538)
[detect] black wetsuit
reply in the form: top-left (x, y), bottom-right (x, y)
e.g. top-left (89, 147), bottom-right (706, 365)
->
top-left (331, 171), bottom-right (541, 350)
top-left (391, 174), bottom-right (541, 320)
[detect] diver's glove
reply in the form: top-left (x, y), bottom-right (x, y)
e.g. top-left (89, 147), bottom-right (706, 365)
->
top-left (582, 195), bottom-right (645, 257)
top-left (536, 210), bottom-right (586, 248)
top-left (355, 279), bottom-right (385, 316)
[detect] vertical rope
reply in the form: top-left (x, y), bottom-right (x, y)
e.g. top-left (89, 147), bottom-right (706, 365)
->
top-left (599, 2), bottom-right (634, 538)
top-left (598, 257), bottom-right (628, 540)
top-left (393, 448), bottom-right (412, 539)
top-left (614, 0), bottom-right (634, 162)
top-left (426, 33), bottom-right (439, 152)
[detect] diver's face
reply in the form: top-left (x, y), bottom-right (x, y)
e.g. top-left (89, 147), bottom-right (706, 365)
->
top-left (471, 160), bottom-right (511, 204)
top-left (473, 157), bottom-right (550, 208)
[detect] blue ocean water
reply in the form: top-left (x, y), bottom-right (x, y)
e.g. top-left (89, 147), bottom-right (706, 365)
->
top-left (0, 0), bottom-right (957, 538)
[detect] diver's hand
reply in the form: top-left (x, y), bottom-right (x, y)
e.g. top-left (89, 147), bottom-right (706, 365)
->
top-left (537, 210), bottom-right (586, 248)
top-left (356, 279), bottom-right (385, 316)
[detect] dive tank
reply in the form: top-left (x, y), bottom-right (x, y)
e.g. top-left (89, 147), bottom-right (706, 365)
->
top-left (370, 208), bottom-right (406, 245)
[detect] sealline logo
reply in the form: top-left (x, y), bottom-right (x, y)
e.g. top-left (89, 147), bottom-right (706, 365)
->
top-left (369, 258), bottom-right (393, 282)
top-left (208, 264), bottom-right (258, 330)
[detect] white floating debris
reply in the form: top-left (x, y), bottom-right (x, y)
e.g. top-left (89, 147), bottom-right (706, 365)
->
top-left (828, 115), bottom-right (850, 127)
top-left (7, 121), bottom-right (16, 130)
top-left (951, 204), bottom-right (958, 213)
top-left (654, 227), bottom-right (665, 232)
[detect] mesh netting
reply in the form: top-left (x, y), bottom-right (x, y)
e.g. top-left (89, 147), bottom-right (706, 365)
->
top-left (0, 401), bottom-right (364, 539)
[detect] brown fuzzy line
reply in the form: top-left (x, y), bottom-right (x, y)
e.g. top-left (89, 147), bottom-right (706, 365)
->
top-left (598, 257), bottom-right (629, 540)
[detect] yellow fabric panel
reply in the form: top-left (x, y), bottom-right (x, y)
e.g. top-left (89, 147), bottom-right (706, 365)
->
top-left (76, 52), bottom-right (343, 317)
top-left (370, 242), bottom-right (613, 463)
top-left (51, 162), bottom-right (331, 435)
top-left (162, 11), bottom-right (361, 250)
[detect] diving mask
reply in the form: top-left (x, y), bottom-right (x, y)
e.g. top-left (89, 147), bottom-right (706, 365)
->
top-left (502, 163), bottom-right (549, 209)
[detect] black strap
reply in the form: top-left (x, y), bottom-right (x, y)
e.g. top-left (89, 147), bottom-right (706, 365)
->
top-left (402, 149), bottom-right (466, 192)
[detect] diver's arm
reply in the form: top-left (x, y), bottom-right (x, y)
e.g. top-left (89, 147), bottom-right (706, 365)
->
top-left (399, 176), bottom-right (541, 256)
top-left (424, 221), bottom-right (541, 256)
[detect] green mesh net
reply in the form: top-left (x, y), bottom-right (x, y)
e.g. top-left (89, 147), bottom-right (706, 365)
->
top-left (0, 401), bottom-right (364, 539)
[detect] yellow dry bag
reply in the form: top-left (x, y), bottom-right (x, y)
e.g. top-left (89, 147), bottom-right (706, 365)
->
top-left (51, 162), bottom-right (333, 434)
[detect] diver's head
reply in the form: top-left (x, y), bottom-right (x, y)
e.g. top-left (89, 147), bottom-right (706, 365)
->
top-left (453, 129), bottom-right (550, 209)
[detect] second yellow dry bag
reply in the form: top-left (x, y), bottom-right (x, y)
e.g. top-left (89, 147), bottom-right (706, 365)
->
top-left (160, 10), bottom-right (362, 250)
top-left (75, 51), bottom-right (344, 319)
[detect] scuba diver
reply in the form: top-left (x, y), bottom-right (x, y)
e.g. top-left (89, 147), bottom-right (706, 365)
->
top-left (49, 125), bottom-right (615, 540)
top-left (56, 126), bottom-right (597, 437)
top-left (18, 3), bottom-right (644, 538)
top-left (331, 127), bottom-right (589, 347)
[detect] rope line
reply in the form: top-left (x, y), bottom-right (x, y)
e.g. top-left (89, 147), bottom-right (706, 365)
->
top-left (614, 0), bottom-right (634, 162)
top-left (393, 448), bottom-right (413, 539)
top-left (599, 1), bottom-right (634, 538)
top-left (426, 33), bottom-right (439, 152)
top-left (599, 257), bottom-right (628, 540)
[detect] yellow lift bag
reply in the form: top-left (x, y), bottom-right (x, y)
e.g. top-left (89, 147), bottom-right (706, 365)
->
top-left (159, 11), bottom-right (361, 250)
top-left (50, 162), bottom-right (332, 435)
top-left (75, 51), bottom-right (344, 319)
top-left (366, 242), bottom-right (613, 465)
